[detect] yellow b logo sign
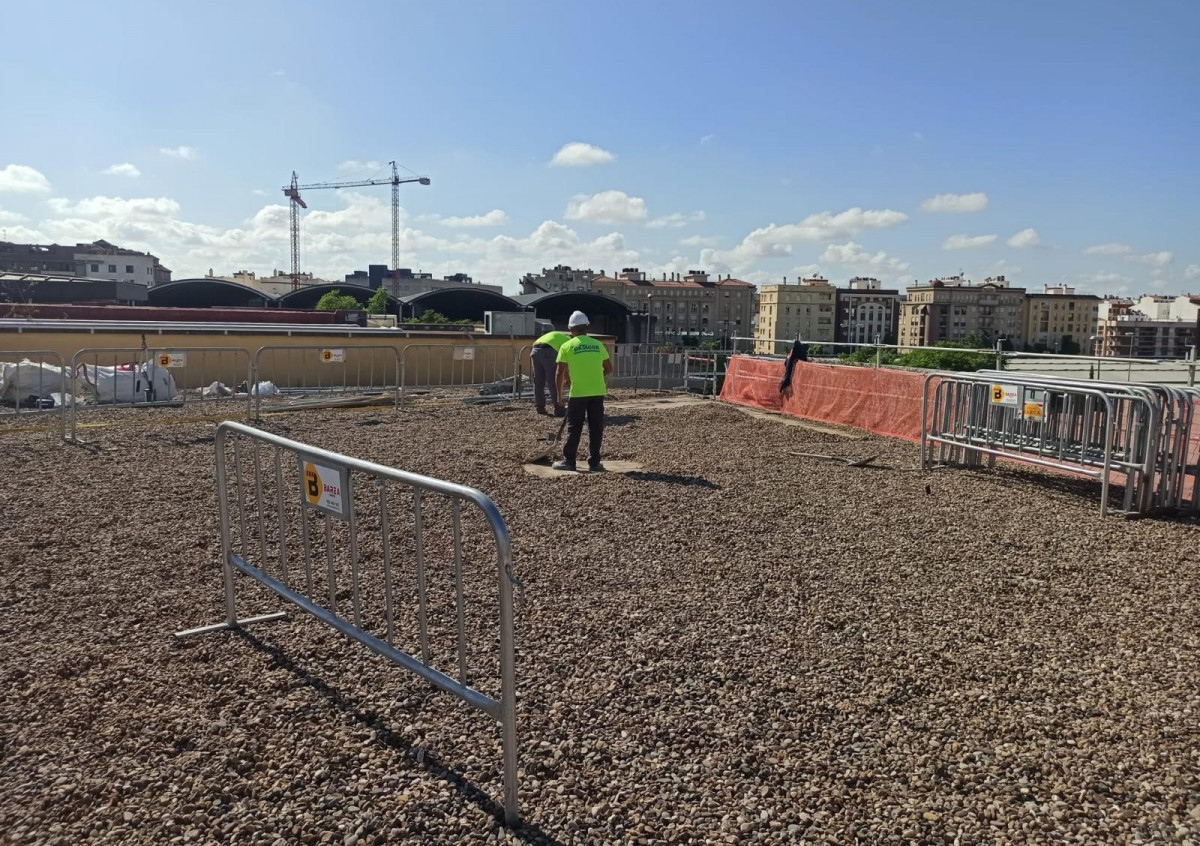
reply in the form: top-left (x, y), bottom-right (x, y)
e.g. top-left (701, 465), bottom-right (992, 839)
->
top-left (323, 351), bottom-right (332, 361)
top-left (159, 354), bottom-right (170, 367)
top-left (304, 463), bottom-right (322, 505)
top-left (992, 386), bottom-right (1003, 402)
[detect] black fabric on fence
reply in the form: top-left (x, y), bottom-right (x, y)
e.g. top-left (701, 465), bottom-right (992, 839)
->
top-left (778, 341), bottom-right (809, 393)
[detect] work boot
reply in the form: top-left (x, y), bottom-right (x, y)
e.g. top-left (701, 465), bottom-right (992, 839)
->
top-left (587, 461), bottom-right (605, 472)
top-left (553, 405), bottom-right (566, 417)
top-left (536, 407), bottom-right (548, 416)
top-left (551, 460), bottom-right (577, 472)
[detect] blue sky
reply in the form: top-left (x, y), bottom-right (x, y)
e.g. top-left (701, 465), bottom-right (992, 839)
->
top-left (1, 0), bottom-right (1197, 295)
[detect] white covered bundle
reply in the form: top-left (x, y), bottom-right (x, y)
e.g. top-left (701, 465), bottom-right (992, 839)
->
top-left (74, 361), bottom-right (178, 404)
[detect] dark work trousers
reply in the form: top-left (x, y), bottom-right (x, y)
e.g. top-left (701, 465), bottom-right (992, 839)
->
top-left (531, 346), bottom-right (562, 412)
top-left (563, 396), bottom-right (605, 466)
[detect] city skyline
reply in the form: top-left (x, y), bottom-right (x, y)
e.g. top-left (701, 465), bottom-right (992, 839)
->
top-left (1, 0), bottom-right (1196, 296)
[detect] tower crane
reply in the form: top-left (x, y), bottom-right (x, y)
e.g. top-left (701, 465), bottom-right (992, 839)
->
top-left (282, 161), bottom-right (430, 289)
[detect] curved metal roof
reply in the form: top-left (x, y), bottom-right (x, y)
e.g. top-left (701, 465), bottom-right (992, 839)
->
top-left (146, 278), bottom-right (273, 308)
top-left (511, 290), bottom-right (633, 315)
top-left (276, 283), bottom-right (382, 310)
top-left (398, 286), bottom-right (520, 322)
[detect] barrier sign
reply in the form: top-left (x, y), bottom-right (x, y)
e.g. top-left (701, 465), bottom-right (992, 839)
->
top-left (453, 346), bottom-right (476, 362)
top-left (321, 348), bottom-right (345, 364)
top-left (1021, 388), bottom-right (1046, 421)
top-left (298, 457), bottom-right (349, 519)
top-left (990, 383), bottom-right (1020, 407)
top-left (157, 352), bottom-right (187, 369)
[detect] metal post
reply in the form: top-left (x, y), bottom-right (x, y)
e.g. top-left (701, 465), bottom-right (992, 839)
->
top-left (995, 339), bottom-right (1003, 371)
top-left (217, 431), bottom-right (238, 627)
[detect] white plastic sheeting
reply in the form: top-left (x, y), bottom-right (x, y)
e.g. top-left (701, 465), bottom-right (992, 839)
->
top-left (74, 361), bottom-right (178, 404)
top-left (0, 359), bottom-right (67, 405)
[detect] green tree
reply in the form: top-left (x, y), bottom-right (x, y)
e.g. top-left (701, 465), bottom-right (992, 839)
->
top-left (402, 309), bottom-right (475, 326)
top-left (366, 287), bottom-right (390, 315)
top-left (315, 289), bottom-right (363, 311)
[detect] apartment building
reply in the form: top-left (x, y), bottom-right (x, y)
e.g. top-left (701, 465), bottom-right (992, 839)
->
top-left (753, 277), bottom-right (837, 353)
top-left (1022, 285), bottom-right (1101, 353)
top-left (835, 277), bottom-right (900, 344)
top-left (1097, 295), bottom-right (1200, 358)
top-left (520, 265), bottom-right (595, 294)
top-left (0, 239), bottom-right (170, 286)
top-left (591, 268), bottom-right (755, 344)
top-left (342, 265), bottom-right (501, 298)
top-left (898, 275), bottom-right (1026, 348)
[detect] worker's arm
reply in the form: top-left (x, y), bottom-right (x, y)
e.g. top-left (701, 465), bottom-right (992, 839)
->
top-left (556, 362), bottom-right (569, 401)
top-left (602, 359), bottom-right (613, 376)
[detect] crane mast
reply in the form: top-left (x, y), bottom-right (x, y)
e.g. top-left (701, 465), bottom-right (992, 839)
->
top-left (282, 161), bottom-right (430, 289)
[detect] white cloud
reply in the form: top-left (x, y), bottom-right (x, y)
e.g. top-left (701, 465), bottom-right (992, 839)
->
top-left (437, 209), bottom-right (510, 228)
top-left (1084, 242), bottom-right (1132, 256)
top-left (699, 134), bottom-right (716, 145)
top-left (159, 146), bottom-right (198, 160)
top-left (102, 163), bottom-right (141, 178)
top-left (912, 132), bottom-right (925, 141)
top-left (0, 164), bottom-right (51, 194)
top-left (680, 235), bottom-right (720, 248)
top-left (920, 192), bottom-right (989, 213)
top-left (565, 190), bottom-right (647, 224)
top-left (942, 233), bottom-right (997, 250)
top-left (647, 211), bottom-right (705, 229)
top-left (820, 241), bottom-right (909, 272)
top-left (1007, 228), bottom-right (1040, 248)
top-left (1185, 264), bottom-right (1200, 280)
top-left (0, 208), bottom-right (29, 224)
top-left (1129, 250), bottom-right (1173, 267)
top-left (550, 142), bottom-right (615, 168)
top-left (337, 160), bottom-right (384, 174)
top-left (700, 206), bottom-right (908, 273)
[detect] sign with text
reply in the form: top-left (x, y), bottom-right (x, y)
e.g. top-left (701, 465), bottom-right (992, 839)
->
top-left (990, 383), bottom-right (1020, 407)
top-left (157, 352), bottom-right (187, 369)
top-left (298, 456), bottom-right (350, 520)
top-left (453, 346), bottom-right (476, 361)
top-left (320, 348), bottom-right (345, 364)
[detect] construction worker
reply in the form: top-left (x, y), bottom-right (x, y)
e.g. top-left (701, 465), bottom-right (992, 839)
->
top-left (553, 311), bottom-right (612, 472)
top-left (530, 328), bottom-right (570, 415)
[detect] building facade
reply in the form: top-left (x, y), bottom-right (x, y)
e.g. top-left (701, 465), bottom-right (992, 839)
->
top-left (835, 277), bottom-right (900, 345)
top-left (1022, 285), bottom-right (1101, 353)
top-left (898, 276), bottom-right (1026, 348)
top-left (591, 268), bottom-right (755, 345)
top-left (520, 265), bottom-right (595, 294)
top-left (1097, 295), bottom-right (1200, 358)
top-left (0, 239), bottom-right (170, 286)
top-left (753, 277), bottom-right (837, 353)
top-left (342, 265), bottom-right (502, 298)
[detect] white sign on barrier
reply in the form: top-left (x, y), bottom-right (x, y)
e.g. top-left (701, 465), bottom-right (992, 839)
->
top-left (299, 457), bottom-right (349, 519)
top-left (157, 352), bottom-right (187, 369)
top-left (321, 348), bottom-right (345, 364)
top-left (1021, 388), bottom-right (1046, 421)
top-left (990, 383), bottom-right (1020, 407)
top-left (453, 346), bottom-right (476, 361)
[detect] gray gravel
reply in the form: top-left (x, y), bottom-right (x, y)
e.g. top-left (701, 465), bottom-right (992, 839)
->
top-left (2, 394), bottom-right (1199, 845)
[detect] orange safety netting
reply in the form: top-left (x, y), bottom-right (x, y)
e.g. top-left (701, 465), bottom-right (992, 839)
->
top-left (719, 356), bottom-right (934, 443)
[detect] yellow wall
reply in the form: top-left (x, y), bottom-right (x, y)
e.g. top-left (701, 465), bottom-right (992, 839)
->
top-left (0, 327), bottom-right (614, 390)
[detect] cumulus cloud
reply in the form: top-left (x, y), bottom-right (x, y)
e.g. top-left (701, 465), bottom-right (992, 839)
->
top-left (102, 163), bottom-right (141, 178)
top-left (565, 190), bottom-right (648, 224)
top-left (679, 235), bottom-right (720, 248)
top-left (1129, 250), bottom-right (1173, 267)
top-left (0, 164), bottom-right (51, 194)
top-left (920, 192), bottom-right (989, 213)
top-left (437, 209), bottom-right (510, 228)
top-left (1185, 264), bottom-right (1200, 280)
top-left (820, 241), bottom-right (909, 272)
top-left (647, 211), bottom-right (705, 229)
top-left (1007, 228), bottom-right (1040, 248)
top-left (700, 207), bottom-right (908, 273)
top-left (1084, 242), bottom-right (1132, 256)
top-left (550, 142), bottom-right (615, 167)
top-left (337, 160), bottom-right (384, 173)
top-left (0, 208), bottom-right (29, 224)
top-left (159, 146), bottom-right (198, 160)
top-left (942, 233), bottom-right (997, 250)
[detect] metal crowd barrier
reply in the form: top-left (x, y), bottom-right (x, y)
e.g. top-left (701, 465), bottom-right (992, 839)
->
top-left (251, 345), bottom-right (401, 419)
top-left (682, 350), bottom-right (737, 396)
top-left (175, 421), bottom-right (521, 826)
top-left (0, 350), bottom-right (67, 439)
top-left (69, 347), bottom-right (253, 442)
top-left (922, 371), bottom-right (1199, 517)
top-left (399, 343), bottom-right (519, 401)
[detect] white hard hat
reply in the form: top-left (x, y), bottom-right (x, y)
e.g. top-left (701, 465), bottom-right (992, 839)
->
top-left (568, 310), bottom-right (590, 327)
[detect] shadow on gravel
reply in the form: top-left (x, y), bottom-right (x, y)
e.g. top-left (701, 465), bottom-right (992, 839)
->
top-left (604, 414), bottom-right (640, 427)
top-left (624, 471), bottom-right (720, 489)
top-left (234, 630), bottom-right (568, 846)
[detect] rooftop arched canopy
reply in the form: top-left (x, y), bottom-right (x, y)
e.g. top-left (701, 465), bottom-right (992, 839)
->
top-left (276, 283), bottom-right (384, 311)
top-left (512, 291), bottom-right (633, 341)
top-left (399, 287), bottom-right (520, 323)
top-left (147, 278), bottom-right (273, 309)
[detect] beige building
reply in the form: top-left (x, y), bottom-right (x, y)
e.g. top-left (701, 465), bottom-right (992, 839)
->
top-left (591, 268), bottom-right (755, 345)
top-left (1022, 285), bottom-right (1101, 352)
top-left (753, 277), bottom-right (837, 353)
top-left (898, 275), bottom-right (1026, 348)
top-left (1097, 295), bottom-right (1200, 358)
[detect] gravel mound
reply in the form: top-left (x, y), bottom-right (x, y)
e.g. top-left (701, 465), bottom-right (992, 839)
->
top-left (2, 395), bottom-right (1198, 844)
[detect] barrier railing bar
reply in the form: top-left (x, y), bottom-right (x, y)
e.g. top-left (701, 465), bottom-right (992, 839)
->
top-left (452, 500), bottom-right (468, 685)
top-left (253, 440), bottom-right (268, 569)
top-left (380, 479), bottom-right (396, 646)
top-left (414, 489), bottom-right (432, 665)
top-left (324, 514), bottom-right (336, 612)
top-left (348, 473), bottom-right (363, 628)
top-left (274, 446), bottom-right (290, 588)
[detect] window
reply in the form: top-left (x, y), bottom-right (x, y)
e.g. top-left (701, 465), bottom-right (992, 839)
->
top-left (108, 264), bottom-right (117, 273)
top-left (90, 263), bottom-right (99, 272)
top-left (126, 265), bottom-right (135, 274)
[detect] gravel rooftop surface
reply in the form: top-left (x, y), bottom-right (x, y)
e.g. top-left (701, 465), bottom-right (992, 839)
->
top-left (2, 393), bottom-right (1199, 845)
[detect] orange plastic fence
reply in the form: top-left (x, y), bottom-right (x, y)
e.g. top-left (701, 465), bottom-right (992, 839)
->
top-left (719, 356), bottom-right (934, 442)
